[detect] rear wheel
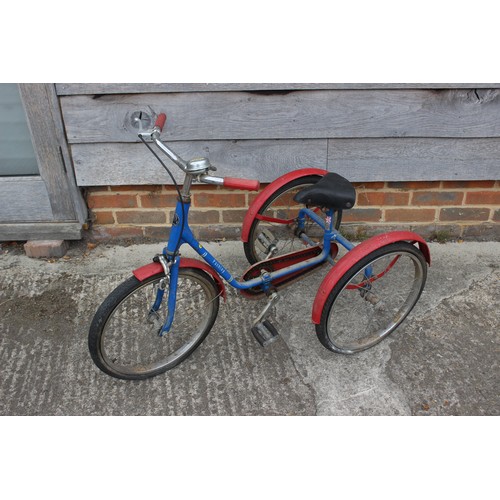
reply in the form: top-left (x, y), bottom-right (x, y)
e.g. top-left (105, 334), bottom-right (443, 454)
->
top-left (244, 175), bottom-right (342, 264)
top-left (88, 268), bottom-right (220, 380)
top-left (316, 242), bottom-right (427, 354)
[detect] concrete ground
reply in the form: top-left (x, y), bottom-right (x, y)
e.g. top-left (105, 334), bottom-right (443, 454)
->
top-left (0, 239), bottom-right (498, 416)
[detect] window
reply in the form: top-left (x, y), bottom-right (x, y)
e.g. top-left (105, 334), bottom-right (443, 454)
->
top-left (0, 83), bottom-right (39, 176)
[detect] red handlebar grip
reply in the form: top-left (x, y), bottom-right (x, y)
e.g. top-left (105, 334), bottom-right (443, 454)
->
top-left (154, 113), bottom-right (167, 132)
top-left (223, 177), bottom-right (260, 191)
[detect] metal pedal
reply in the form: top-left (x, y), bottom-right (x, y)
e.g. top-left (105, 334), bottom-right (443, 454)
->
top-left (250, 291), bottom-right (279, 347)
top-left (255, 228), bottom-right (278, 257)
top-left (251, 320), bottom-right (279, 347)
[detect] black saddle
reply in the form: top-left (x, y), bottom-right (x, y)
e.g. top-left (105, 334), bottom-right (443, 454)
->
top-left (293, 172), bottom-right (356, 210)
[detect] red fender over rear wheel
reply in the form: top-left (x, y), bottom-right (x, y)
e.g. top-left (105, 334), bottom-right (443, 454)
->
top-left (312, 231), bottom-right (430, 324)
top-left (241, 168), bottom-right (328, 243)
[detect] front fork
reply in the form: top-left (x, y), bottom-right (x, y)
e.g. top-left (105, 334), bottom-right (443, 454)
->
top-left (150, 199), bottom-right (186, 336)
top-left (149, 254), bottom-right (180, 336)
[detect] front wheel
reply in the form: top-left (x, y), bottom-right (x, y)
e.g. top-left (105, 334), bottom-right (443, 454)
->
top-left (316, 242), bottom-right (427, 354)
top-left (88, 268), bottom-right (220, 380)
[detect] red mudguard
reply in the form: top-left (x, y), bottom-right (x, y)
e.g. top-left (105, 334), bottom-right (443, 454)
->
top-left (241, 168), bottom-right (328, 242)
top-left (311, 231), bottom-right (431, 324)
top-left (132, 257), bottom-right (227, 301)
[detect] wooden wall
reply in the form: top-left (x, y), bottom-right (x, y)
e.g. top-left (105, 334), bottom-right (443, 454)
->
top-left (56, 84), bottom-right (500, 186)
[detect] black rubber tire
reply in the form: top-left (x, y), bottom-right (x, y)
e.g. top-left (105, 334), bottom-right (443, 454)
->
top-left (244, 174), bottom-right (342, 265)
top-left (88, 268), bottom-right (219, 380)
top-left (316, 242), bottom-right (427, 354)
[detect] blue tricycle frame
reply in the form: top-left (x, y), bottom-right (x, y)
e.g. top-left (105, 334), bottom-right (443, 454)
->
top-left (156, 198), bottom-right (356, 335)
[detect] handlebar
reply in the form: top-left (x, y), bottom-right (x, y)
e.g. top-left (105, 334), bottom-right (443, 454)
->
top-left (154, 113), bottom-right (167, 132)
top-left (145, 111), bottom-right (260, 192)
top-left (199, 175), bottom-right (260, 191)
top-left (223, 177), bottom-right (260, 191)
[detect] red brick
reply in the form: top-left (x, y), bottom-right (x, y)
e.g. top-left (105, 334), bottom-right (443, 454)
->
top-left (193, 192), bottom-right (246, 208)
top-left (357, 191), bottom-right (409, 206)
top-left (387, 181), bottom-right (440, 190)
top-left (186, 210), bottom-right (220, 224)
top-left (462, 224), bottom-right (500, 241)
top-left (248, 184), bottom-right (268, 205)
top-left (140, 193), bottom-right (178, 208)
top-left (222, 210), bottom-right (247, 223)
top-left (271, 190), bottom-right (303, 208)
top-left (87, 194), bottom-right (137, 209)
top-left (93, 211), bottom-right (115, 224)
top-left (342, 208), bottom-right (382, 223)
top-left (385, 208), bottom-right (436, 222)
top-left (144, 226), bottom-right (171, 240)
top-left (191, 184), bottom-right (219, 191)
top-left (441, 180), bottom-right (495, 189)
top-left (412, 191), bottom-right (464, 206)
top-left (465, 191), bottom-right (500, 205)
top-left (24, 240), bottom-right (68, 258)
top-left (440, 207), bottom-right (490, 222)
top-left (115, 211), bottom-right (166, 224)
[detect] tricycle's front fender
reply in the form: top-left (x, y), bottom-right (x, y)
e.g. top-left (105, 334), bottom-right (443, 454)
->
top-left (133, 257), bottom-right (227, 301)
top-left (311, 231), bottom-right (430, 324)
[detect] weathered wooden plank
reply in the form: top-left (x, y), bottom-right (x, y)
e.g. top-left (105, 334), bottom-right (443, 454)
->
top-left (60, 89), bottom-right (500, 143)
top-left (19, 84), bottom-right (76, 220)
top-left (45, 85), bottom-right (89, 224)
top-left (72, 139), bottom-right (328, 185)
top-left (0, 222), bottom-right (82, 240)
top-left (55, 83), bottom-right (500, 95)
top-left (328, 138), bottom-right (500, 181)
top-left (0, 177), bottom-right (53, 222)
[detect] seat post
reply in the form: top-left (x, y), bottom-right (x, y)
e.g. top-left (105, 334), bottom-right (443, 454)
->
top-left (325, 207), bottom-right (335, 231)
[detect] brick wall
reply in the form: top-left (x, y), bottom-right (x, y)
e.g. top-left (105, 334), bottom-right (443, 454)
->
top-left (86, 180), bottom-right (500, 242)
